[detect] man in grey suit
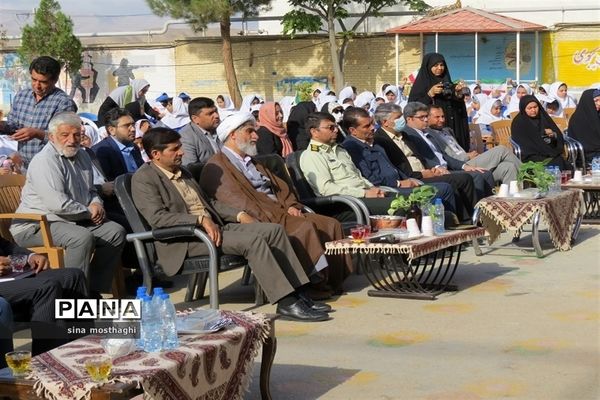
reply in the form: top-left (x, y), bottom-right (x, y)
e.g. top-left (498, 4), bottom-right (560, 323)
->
top-left (180, 97), bottom-right (222, 165)
top-left (131, 127), bottom-right (331, 322)
top-left (426, 105), bottom-right (521, 184)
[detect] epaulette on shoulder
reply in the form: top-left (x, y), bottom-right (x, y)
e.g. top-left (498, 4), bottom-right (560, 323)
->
top-left (310, 144), bottom-right (321, 151)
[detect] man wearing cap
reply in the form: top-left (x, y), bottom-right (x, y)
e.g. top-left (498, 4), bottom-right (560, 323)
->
top-left (200, 112), bottom-right (352, 296)
top-left (131, 127), bottom-right (332, 322)
top-left (180, 97), bottom-right (222, 165)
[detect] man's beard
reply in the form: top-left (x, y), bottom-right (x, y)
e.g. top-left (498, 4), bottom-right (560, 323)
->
top-left (56, 143), bottom-right (80, 158)
top-left (236, 137), bottom-right (258, 156)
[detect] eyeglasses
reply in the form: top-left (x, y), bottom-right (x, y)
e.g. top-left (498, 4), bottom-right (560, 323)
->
top-left (319, 125), bottom-right (338, 132)
top-left (411, 115), bottom-right (429, 120)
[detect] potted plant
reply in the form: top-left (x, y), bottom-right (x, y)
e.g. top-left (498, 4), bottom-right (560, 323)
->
top-left (517, 160), bottom-right (555, 195)
top-left (387, 185), bottom-right (438, 227)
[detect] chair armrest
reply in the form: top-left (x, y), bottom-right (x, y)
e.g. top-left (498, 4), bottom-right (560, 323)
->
top-left (126, 225), bottom-right (221, 309)
top-left (301, 195), bottom-right (369, 225)
top-left (0, 213), bottom-right (56, 248)
top-left (509, 139), bottom-right (522, 161)
top-left (0, 213), bottom-right (47, 221)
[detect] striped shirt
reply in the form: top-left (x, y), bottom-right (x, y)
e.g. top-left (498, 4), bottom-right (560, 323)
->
top-left (7, 87), bottom-right (77, 166)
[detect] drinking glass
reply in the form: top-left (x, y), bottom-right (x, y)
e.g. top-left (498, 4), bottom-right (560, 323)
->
top-left (84, 355), bottom-right (112, 382)
top-left (560, 170), bottom-right (572, 184)
top-left (350, 226), bottom-right (366, 243)
top-left (5, 351), bottom-right (31, 378)
top-left (9, 255), bottom-right (28, 273)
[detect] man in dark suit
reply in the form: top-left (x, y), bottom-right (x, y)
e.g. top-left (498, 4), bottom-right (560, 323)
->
top-left (0, 237), bottom-right (88, 357)
top-left (131, 127), bottom-right (331, 322)
top-left (399, 102), bottom-right (495, 200)
top-left (92, 108), bottom-right (144, 182)
top-left (340, 107), bottom-right (457, 215)
top-left (373, 102), bottom-right (477, 222)
top-left (180, 97), bottom-right (222, 165)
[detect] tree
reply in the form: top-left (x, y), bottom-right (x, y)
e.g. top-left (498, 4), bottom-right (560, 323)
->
top-left (282, 0), bottom-right (430, 92)
top-left (18, 0), bottom-right (83, 75)
top-left (146, 0), bottom-right (271, 108)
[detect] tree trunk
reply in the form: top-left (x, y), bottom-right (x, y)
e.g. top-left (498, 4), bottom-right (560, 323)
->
top-left (327, 16), bottom-right (344, 93)
top-left (220, 14), bottom-right (242, 108)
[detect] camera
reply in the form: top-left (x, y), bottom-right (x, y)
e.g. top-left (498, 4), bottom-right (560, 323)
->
top-left (441, 82), bottom-right (454, 98)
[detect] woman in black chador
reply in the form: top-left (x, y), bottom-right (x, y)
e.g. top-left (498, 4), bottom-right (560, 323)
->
top-left (408, 52), bottom-right (470, 150)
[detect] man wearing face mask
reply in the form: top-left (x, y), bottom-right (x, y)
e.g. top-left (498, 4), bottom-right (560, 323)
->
top-left (373, 103), bottom-right (477, 223)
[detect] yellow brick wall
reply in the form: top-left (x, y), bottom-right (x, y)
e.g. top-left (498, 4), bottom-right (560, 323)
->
top-left (175, 35), bottom-right (422, 102)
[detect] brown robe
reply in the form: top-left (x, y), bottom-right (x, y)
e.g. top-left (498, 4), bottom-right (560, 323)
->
top-left (200, 151), bottom-right (352, 290)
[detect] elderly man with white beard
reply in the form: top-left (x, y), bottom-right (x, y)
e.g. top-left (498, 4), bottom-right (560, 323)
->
top-left (10, 112), bottom-right (126, 296)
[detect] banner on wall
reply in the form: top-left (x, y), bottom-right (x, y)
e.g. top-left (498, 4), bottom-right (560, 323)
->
top-left (556, 40), bottom-right (600, 87)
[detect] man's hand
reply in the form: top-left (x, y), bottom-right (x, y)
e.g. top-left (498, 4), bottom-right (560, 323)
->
top-left (11, 127), bottom-right (45, 142)
top-left (28, 254), bottom-right (49, 274)
top-left (101, 182), bottom-right (114, 197)
top-left (0, 256), bottom-right (10, 276)
top-left (463, 165), bottom-right (487, 173)
top-left (287, 207), bottom-right (303, 217)
top-left (433, 167), bottom-right (449, 176)
top-left (88, 202), bottom-right (106, 225)
top-left (467, 151), bottom-right (479, 160)
top-left (421, 169), bottom-right (436, 179)
top-left (238, 212), bottom-right (258, 224)
top-left (365, 187), bottom-right (385, 198)
top-left (398, 179), bottom-right (420, 188)
top-left (201, 217), bottom-right (222, 246)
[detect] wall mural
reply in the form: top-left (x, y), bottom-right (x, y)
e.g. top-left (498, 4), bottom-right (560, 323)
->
top-left (0, 48), bottom-right (176, 117)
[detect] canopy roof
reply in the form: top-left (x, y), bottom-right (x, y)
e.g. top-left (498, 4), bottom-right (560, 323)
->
top-left (387, 7), bottom-right (546, 34)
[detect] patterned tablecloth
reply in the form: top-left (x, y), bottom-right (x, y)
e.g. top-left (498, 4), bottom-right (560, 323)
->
top-left (475, 189), bottom-right (584, 251)
top-left (325, 228), bottom-right (486, 262)
top-left (30, 311), bottom-right (269, 400)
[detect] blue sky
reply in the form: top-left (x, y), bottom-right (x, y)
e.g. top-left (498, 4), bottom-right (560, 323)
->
top-left (1, 0), bottom-right (173, 35)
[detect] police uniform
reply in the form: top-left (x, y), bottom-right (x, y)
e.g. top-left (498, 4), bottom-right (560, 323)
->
top-left (299, 139), bottom-right (394, 216)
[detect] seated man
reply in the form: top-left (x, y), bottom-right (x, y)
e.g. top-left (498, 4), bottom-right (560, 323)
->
top-left (400, 102), bottom-right (495, 201)
top-left (132, 127), bottom-right (331, 322)
top-left (200, 112), bottom-right (352, 295)
top-left (426, 105), bottom-right (521, 184)
top-left (340, 107), bottom-right (457, 215)
top-left (180, 97), bottom-right (222, 165)
top-left (299, 112), bottom-right (398, 218)
top-left (373, 103), bottom-right (477, 222)
top-left (0, 237), bottom-right (88, 356)
top-left (92, 108), bottom-right (144, 182)
top-left (10, 112), bottom-right (126, 295)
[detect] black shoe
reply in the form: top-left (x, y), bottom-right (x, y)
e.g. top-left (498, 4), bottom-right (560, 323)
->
top-left (276, 299), bottom-right (330, 322)
top-left (298, 292), bottom-right (333, 313)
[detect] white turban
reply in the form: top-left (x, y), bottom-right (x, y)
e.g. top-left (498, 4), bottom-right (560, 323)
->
top-left (216, 111), bottom-right (256, 142)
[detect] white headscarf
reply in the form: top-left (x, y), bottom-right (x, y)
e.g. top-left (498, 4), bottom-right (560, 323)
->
top-left (216, 112), bottom-right (256, 142)
top-left (549, 81), bottom-right (577, 110)
top-left (338, 86), bottom-right (355, 102)
top-left (80, 117), bottom-right (101, 146)
top-left (278, 96), bottom-right (296, 123)
top-left (217, 94), bottom-right (236, 119)
top-left (160, 97), bottom-right (190, 130)
top-left (240, 94), bottom-right (263, 112)
top-left (108, 79), bottom-right (150, 107)
top-left (475, 99), bottom-right (504, 125)
top-left (135, 119), bottom-right (150, 139)
top-left (505, 84), bottom-right (533, 116)
top-left (355, 91), bottom-right (375, 109)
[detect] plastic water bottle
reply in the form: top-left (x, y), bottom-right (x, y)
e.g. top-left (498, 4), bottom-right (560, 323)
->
top-left (432, 198), bottom-right (445, 235)
top-left (553, 166), bottom-right (562, 192)
top-left (592, 157), bottom-right (600, 184)
top-left (151, 287), bottom-right (164, 309)
top-left (141, 296), bottom-right (162, 352)
top-left (159, 293), bottom-right (179, 350)
top-left (135, 287), bottom-right (147, 349)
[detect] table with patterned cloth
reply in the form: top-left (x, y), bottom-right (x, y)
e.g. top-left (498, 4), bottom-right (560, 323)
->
top-left (3, 311), bottom-right (273, 400)
top-left (325, 228), bottom-right (486, 300)
top-left (561, 181), bottom-right (600, 223)
top-left (472, 189), bottom-right (584, 258)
